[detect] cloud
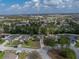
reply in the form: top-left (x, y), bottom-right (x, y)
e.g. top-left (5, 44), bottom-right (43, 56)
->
top-left (43, 0), bottom-right (74, 8)
top-left (1, 0), bottom-right (79, 14)
top-left (73, 1), bottom-right (79, 7)
top-left (6, 4), bottom-right (22, 12)
top-left (23, 1), bottom-right (32, 8)
top-left (43, 0), bottom-right (79, 8)
top-left (6, 1), bottom-right (38, 14)
top-left (34, 2), bottom-right (40, 8)
top-left (6, 0), bottom-right (79, 11)
top-left (43, 0), bottom-right (63, 5)
top-left (42, 0), bottom-right (79, 8)
top-left (32, 0), bottom-right (39, 2)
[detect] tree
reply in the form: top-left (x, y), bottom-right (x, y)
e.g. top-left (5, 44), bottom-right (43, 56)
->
top-left (58, 36), bottom-right (70, 48)
top-left (44, 37), bottom-right (56, 47)
top-left (60, 48), bottom-right (76, 59)
top-left (3, 24), bottom-right (10, 33)
top-left (40, 27), bottom-right (47, 35)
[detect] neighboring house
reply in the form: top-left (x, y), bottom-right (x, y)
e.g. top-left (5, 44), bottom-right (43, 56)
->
top-left (19, 35), bottom-right (30, 42)
top-left (69, 35), bottom-right (77, 44)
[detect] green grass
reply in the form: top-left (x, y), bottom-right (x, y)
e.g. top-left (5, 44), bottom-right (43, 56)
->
top-left (18, 52), bottom-right (28, 59)
top-left (61, 48), bottom-right (76, 59)
top-left (0, 39), bottom-right (5, 44)
top-left (0, 51), bottom-right (5, 59)
top-left (75, 41), bottom-right (79, 47)
top-left (6, 40), bottom-right (21, 47)
top-left (6, 39), bottom-right (40, 49)
top-left (22, 40), bottom-right (40, 49)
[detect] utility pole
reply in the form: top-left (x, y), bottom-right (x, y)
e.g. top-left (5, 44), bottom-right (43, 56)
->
top-left (34, 0), bottom-right (41, 34)
top-left (35, 0), bottom-right (40, 19)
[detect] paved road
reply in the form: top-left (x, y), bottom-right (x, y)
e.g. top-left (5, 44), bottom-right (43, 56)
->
top-left (0, 45), bottom-right (51, 59)
top-left (37, 49), bottom-right (51, 59)
top-left (39, 35), bottom-right (51, 59)
top-left (0, 35), bottom-right (52, 59)
top-left (40, 36), bottom-right (45, 48)
top-left (70, 46), bottom-right (79, 59)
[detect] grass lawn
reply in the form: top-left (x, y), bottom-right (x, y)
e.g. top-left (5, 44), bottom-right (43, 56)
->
top-left (6, 40), bottom-right (21, 47)
top-left (0, 39), bottom-right (5, 44)
top-left (0, 51), bottom-right (5, 59)
top-left (18, 52), bottom-right (28, 59)
top-left (61, 48), bottom-right (76, 59)
top-left (22, 40), bottom-right (40, 49)
top-left (48, 48), bottom-right (76, 59)
top-left (75, 41), bottom-right (79, 47)
top-left (6, 39), bottom-right (40, 49)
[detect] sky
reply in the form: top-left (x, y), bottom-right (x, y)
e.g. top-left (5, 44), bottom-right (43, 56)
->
top-left (0, 0), bottom-right (79, 15)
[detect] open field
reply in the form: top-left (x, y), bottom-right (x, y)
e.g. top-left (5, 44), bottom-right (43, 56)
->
top-left (22, 40), bottom-right (40, 49)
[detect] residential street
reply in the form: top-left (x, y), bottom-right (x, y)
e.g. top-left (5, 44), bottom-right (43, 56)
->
top-left (0, 36), bottom-right (51, 59)
top-left (70, 46), bottom-right (79, 59)
top-left (0, 45), bottom-right (51, 59)
top-left (38, 49), bottom-right (51, 59)
top-left (39, 36), bottom-right (51, 59)
top-left (40, 36), bottom-right (45, 48)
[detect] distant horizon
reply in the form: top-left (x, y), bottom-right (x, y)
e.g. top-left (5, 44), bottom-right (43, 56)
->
top-left (0, 13), bottom-right (79, 16)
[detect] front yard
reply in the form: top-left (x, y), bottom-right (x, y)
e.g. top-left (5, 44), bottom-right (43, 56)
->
top-left (6, 40), bottom-right (21, 47)
top-left (0, 39), bottom-right (5, 44)
top-left (0, 51), bottom-right (5, 59)
top-left (18, 52), bottom-right (28, 59)
top-left (48, 48), bottom-right (76, 59)
top-left (6, 38), bottom-right (40, 49)
top-left (75, 39), bottom-right (79, 48)
top-left (22, 39), bottom-right (40, 49)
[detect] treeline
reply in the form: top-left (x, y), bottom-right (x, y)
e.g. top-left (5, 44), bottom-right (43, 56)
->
top-left (2, 18), bottom-right (79, 34)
